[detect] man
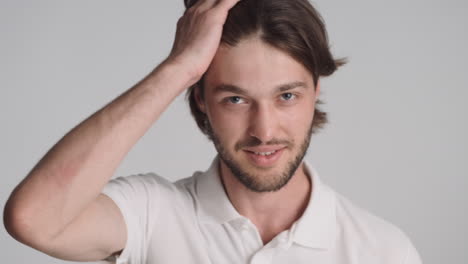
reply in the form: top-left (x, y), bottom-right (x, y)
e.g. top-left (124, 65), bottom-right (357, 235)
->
top-left (4, 0), bottom-right (422, 263)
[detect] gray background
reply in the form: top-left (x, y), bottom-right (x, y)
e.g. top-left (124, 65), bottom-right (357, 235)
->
top-left (1, 0), bottom-right (466, 263)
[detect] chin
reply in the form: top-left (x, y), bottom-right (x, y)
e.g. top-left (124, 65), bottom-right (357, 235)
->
top-left (224, 153), bottom-right (298, 193)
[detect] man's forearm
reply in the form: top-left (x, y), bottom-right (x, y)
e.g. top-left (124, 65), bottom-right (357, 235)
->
top-left (4, 61), bottom-right (191, 241)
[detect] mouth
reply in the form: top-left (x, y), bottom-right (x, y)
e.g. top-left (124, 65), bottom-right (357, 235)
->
top-left (243, 147), bottom-right (286, 168)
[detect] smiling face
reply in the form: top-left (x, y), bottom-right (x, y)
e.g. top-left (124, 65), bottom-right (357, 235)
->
top-left (197, 37), bottom-right (320, 192)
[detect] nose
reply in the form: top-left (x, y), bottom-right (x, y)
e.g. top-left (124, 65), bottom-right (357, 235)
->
top-left (247, 103), bottom-right (278, 143)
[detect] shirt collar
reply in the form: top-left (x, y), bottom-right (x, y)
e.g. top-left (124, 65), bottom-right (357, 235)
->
top-left (291, 161), bottom-right (336, 250)
top-left (196, 156), bottom-right (336, 250)
top-left (196, 156), bottom-right (242, 224)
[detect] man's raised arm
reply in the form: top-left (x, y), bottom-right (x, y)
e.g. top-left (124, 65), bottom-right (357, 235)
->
top-left (3, 0), bottom-right (241, 261)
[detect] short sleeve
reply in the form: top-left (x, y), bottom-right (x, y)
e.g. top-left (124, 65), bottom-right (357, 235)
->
top-left (403, 237), bottom-right (423, 264)
top-left (100, 173), bottom-right (160, 264)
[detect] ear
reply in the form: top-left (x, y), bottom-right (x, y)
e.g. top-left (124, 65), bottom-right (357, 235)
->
top-left (194, 85), bottom-right (207, 114)
top-left (315, 79), bottom-right (321, 100)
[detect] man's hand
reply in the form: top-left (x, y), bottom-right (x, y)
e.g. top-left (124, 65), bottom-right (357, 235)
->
top-left (166, 0), bottom-right (242, 86)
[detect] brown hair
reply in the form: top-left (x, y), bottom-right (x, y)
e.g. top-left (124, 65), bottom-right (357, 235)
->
top-left (184, 0), bottom-right (346, 138)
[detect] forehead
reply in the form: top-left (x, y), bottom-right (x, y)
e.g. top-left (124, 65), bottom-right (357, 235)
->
top-left (204, 37), bottom-right (314, 94)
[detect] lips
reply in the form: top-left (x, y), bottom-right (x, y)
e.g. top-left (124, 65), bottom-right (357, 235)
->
top-left (243, 147), bottom-right (286, 167)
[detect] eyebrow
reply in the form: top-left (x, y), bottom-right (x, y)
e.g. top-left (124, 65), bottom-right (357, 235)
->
top-left (213, 81), bottom-right (308, 95)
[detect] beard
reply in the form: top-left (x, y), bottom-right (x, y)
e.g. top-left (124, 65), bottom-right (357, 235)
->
top-left (206, 121), bottom-right (313, 193)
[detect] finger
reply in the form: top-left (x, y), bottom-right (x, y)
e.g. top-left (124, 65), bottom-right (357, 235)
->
top-left (214, 0), bottom-right (242, 11)
top-left (185, 0), bottom-right (204, 9)
top-left (185, 0), bottom-right (208, 13)
top-left (198, 0), bottom-right (217, 9)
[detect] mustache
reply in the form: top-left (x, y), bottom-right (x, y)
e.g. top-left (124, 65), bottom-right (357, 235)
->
top-left (235, 137), bottom-right (293, 151)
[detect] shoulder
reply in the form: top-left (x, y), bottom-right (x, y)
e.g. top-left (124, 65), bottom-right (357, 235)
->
top-left (103, 171), bottom-right (200, 203)
top-left (334, 189), bottom-right (405, 240)
top-left (330, 186), bottom-right (421, 263)
top-left (103, 172), bottom-right (174, 194)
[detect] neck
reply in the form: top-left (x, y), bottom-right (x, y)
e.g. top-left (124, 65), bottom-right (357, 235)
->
top-left (219, 159), bottom-right (312, 244)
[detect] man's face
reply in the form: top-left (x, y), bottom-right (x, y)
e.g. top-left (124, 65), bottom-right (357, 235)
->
top-left (198, 37), bottom-right (320, 192)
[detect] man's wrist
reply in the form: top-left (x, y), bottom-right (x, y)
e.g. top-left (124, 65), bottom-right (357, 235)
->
top-left (160, 56), bottom-right (202, 89)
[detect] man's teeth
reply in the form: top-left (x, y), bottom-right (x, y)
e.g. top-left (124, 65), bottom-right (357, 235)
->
top-left (254, 150), bottom-right (276, 156)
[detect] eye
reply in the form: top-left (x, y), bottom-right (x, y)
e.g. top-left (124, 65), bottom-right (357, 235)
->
top-left (227, 96), bottom-right (245, 104)
top-left (280, 92), bottom-right (296, 101)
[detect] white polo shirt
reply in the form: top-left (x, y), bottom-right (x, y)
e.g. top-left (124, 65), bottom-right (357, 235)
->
top-left (100, 156), bottom-right (422, 264)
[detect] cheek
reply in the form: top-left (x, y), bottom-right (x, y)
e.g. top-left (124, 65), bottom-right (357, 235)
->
top-left (209, 109), bottom-right (246, 142)
top-left (279, 101), bottom-right (316, 136)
